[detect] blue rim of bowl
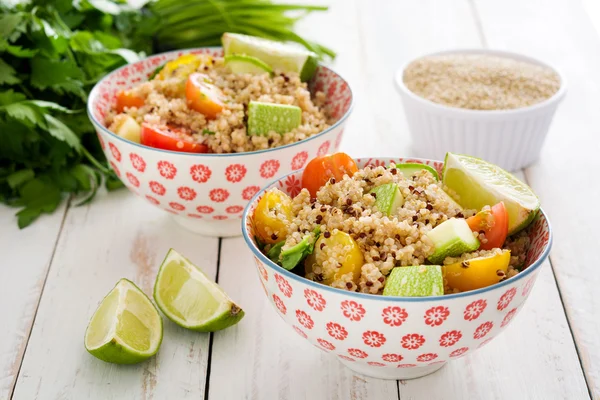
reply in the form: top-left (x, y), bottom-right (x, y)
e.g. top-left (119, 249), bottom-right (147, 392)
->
top-left (87, 47), bottom-right (354, 158)
top-left (241, 166), bottom-right (553, 302)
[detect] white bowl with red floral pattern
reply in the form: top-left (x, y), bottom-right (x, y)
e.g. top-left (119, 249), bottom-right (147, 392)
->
top-left (87, 48), bottom-right (353, 237)
top-left (242, 157), bottom-right (552, 380)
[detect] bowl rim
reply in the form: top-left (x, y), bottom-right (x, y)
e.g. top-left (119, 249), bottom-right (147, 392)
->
top-left (241, 157), bottom-right (553, 302)
top-left (87, 47), bottom-right (354, 158)
top-left (394, 48), bottom-right (567, 117)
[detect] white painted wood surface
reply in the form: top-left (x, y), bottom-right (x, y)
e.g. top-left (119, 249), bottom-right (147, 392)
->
top-left (0, 203), bottom-right (67, 399)
top-left (1, 0), bottom-right (598, 398)
top-left (11, 190), bottom-right (218, 399)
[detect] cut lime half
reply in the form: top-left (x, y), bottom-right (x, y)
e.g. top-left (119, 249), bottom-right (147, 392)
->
top-left (85, 279), bottom-right (163, 364)
top-left (222, 32), bottom-right (318, 81)
top-left (442, 153), bottom-right (540, 234)
top-left (153, 249), bottom-right (244, 332)
top-left (224, 54), bottom-right (273, 75)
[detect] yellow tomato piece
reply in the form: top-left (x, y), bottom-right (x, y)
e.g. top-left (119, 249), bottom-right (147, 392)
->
top-left (307, 231), bottom-right (364, 285)
top-left (254, 189), bottom-right (293, 244)
top-left (443, 250), bottom-right (511, 292)
top-left (159, 54), bottom-right (203, 80)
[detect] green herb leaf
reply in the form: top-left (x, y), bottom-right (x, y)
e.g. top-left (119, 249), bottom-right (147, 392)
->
top-left (44, 114), bottom-right (82, 151)
top-left (6, 169), bottom-right (35, 189)
top-left (267, 241), bottom-right (285, 263)
top-left (202, 128), bottom-right (216, 135)
top-left (0, 59), bottom-right (20, 85)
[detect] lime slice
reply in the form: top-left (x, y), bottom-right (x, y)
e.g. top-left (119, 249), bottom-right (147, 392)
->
top-left (224, 54), bottom-right (273, 75)
top-left (396, 163), bottom-right (439, 181)
top-left (222, 32), bottom-right (318, 81)
top-left (153, 249), bottom-right (244, 332)
top-left (442, 153), bottom-right (540, 233)
top-left (383, 265), bottom-right (444, 297)
top-left (85, 279), bottom-right (163, 364)
top-left (247, 101), bottom-right (302, 135)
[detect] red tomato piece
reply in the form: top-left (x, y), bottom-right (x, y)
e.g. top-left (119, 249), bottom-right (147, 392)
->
top-left (466, 202), bottom-right (509, 250)
top-left (116, 91), bottom-right (144, 113)
top-left (141, 124), bottom-right (209, 153)
top-left (301, 152), bottom-right (359, 197)
top-left (185, 73), bottom-right (225, 119)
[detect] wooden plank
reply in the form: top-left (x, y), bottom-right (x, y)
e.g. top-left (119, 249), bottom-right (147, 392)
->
top-left (11, 190), bottom-right (219, 399)
top-left (208, 237), bottom-right (399, 400)
top-left (472, 0), bottom-right (600, 397)
top-left (0, 203), bottom-right (68, 399)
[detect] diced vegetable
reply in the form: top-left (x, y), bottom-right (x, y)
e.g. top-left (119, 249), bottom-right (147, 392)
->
top-left (185, 73), bottom-right (226, 119)
top-left (466, 202), bottom-right (509, 250)
top-left (443, 152), bottom-right (540, 234)
top-left (224, 55), bottom-right (273, 75)
top-left (141, 124), bottom-right (208, 153)
top-left (247, 101), bottom-right (302, 135)
top-left (395, 163), bottom-right (439, 181)
top-left (254, 189), bottom-right (293, 244)
top-left (116, 91), bottom-right (144, 113)
top-left (306, 231), bottom-right (363, 285)
top-left (370, 183), bottom-right (404, 216)
top-left (301, 152), bottom-right (359, 197)
top-left (427, 218), bottom-right (480, 264)
top-left (382, 265), bottom-right (444, 297)
top-left (113, 115), bottom-right (142, 143)
top-left (443, 250), bottom-right (511, 292)
top-left (222, 33), bottom-right (318, 81)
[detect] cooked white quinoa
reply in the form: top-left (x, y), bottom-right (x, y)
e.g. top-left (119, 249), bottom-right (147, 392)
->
top-left (107, 56), bottom-right (330, 153)
top-left (264, 164), bottom-right (529, 295)
top-left (403, 54), bottom-right (561, 110)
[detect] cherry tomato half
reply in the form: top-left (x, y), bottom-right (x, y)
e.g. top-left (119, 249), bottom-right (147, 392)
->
top-left (140, 123), bottom-right (209, 153)
top-left (301, 152), bottom-right (359, 197)
top-left (466, 201), bottom-right (509, 250)
top-left (116, 91), bottom-right (144, 113)
top-left (185, 73), bottom-right (225, 119)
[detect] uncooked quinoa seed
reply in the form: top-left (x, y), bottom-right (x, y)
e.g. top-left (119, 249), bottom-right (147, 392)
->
top-left (403, 54), bottom-right (561, 110)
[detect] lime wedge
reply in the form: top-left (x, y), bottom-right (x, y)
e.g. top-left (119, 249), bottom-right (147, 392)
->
top-left (224, 54), bottom-right (273, 75)
top-left (222, 32), bottom-right (318, 81)
top-left (153, 249), bottom-right (244, 332)
top-left (85, 279), bottom-right (163, 364)
top-left (443, 153), bottom-right (540, 233)
top-left (247, 101), bottom-right (302, 135)
top-left (396, 163), bottom-right (439, 181)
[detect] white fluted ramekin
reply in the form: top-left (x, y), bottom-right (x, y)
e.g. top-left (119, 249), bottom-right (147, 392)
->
top-left (394, 49), bottom-right (566, 171)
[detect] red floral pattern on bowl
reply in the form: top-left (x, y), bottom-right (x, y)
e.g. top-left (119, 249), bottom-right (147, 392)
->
top-left (241, 157), bottom-right (552, 380)
top-left (87, 47), bottom-right (353, 237)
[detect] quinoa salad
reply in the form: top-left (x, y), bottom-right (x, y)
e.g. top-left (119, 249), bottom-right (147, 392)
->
top-left (253, 152), bottom-right (539, 296)
top-left (105, 33), bottom-right (331, 154)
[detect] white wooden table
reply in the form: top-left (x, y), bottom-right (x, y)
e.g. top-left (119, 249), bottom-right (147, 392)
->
top-left (2, 0), bottom-right (599, 398)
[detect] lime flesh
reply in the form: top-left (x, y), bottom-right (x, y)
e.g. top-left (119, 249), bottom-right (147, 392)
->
top-left (442, 153), bottom-right (540, 234)
top-left (85, 279), bottom-right (162, 364)
top-left (153, 249), bottom-right (244, 332)
top-left (222, 32), bottom-right (318, 81)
